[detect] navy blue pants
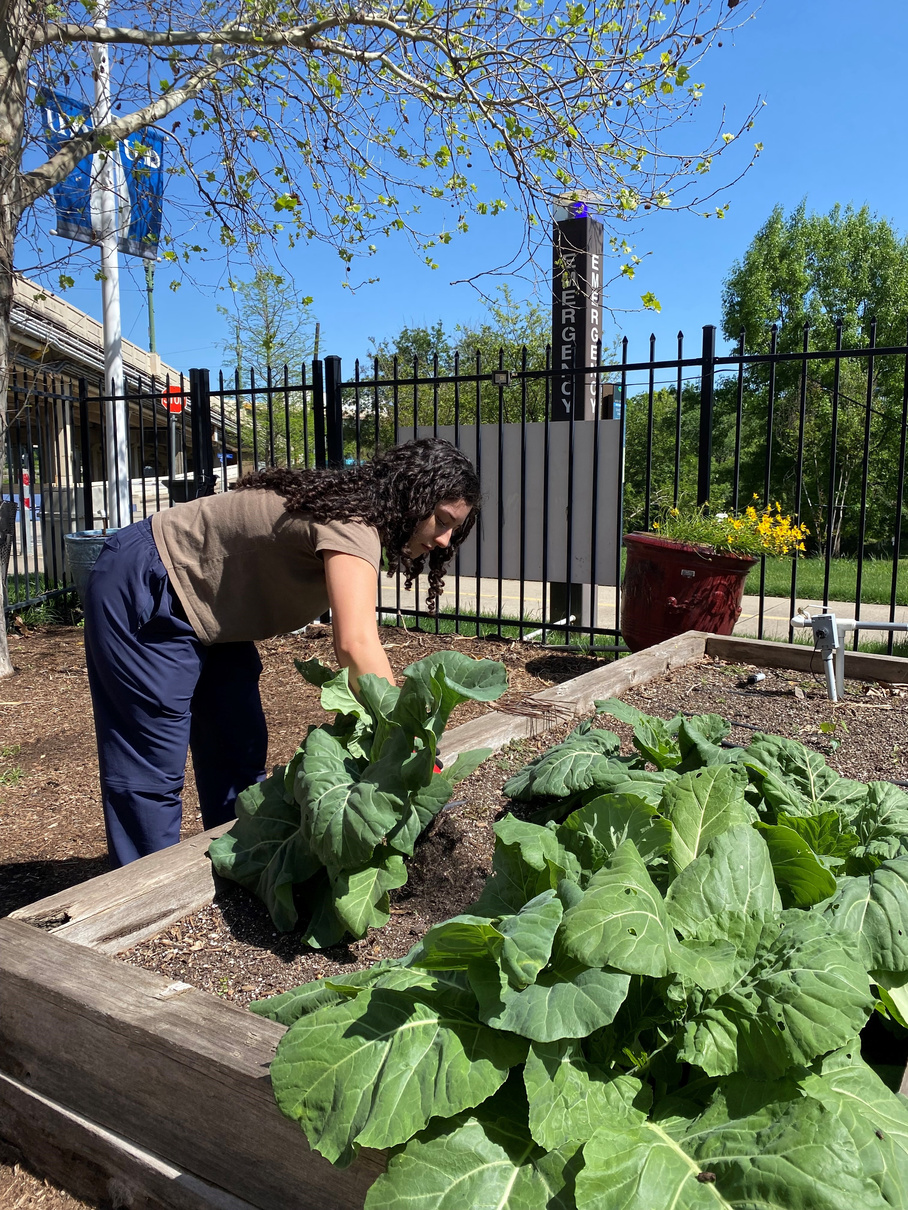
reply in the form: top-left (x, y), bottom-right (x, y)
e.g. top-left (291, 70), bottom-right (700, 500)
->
top-left (83, 519), bottom-right (268, 868)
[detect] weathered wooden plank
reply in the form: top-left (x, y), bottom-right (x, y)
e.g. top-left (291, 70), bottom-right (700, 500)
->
top-left (441, 631), bottom-right (709, 760)
top-left (9, 823), bottom-right (233, 954)
top-left (0, 918), bottom-right (383, 1210)
top-left (0, 1072), bottom-right (256, 1210)
top-left (705, 634), bottom-right (908, 684)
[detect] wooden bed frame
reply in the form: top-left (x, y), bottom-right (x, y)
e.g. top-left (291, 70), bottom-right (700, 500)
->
top-left (3, 632), bottom-right (906, 1209)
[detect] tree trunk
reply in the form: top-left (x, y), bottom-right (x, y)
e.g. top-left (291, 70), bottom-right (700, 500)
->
top-left (0, 1), bottom-right (33, 677)
top-left (0, 230), bottom-right (17, 676)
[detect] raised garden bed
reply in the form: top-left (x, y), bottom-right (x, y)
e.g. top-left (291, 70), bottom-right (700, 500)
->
top-left (4, 630), bottom-right (908, 1210)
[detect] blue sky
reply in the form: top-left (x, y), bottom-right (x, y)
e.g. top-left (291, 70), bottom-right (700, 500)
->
top-left (24, 1), bottom-right (908, 376)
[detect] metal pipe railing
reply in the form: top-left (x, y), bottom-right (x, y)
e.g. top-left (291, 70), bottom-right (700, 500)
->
top-left (791, 611), bottom-right (908, 701)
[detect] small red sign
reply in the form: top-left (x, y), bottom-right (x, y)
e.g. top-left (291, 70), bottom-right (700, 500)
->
top-left (161, 385), bottom-right (184, 414)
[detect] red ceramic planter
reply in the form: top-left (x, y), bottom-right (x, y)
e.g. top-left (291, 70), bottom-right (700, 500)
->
top-left (620, 532), bottom-right (757, 653)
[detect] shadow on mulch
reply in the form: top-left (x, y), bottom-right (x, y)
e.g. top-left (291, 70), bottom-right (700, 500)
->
top-left (0, 855), bottom-right (110, 917)
top-left (523, 651), bottom-right (615, 682)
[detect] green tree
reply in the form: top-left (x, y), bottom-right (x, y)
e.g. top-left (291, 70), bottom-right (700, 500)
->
top-left (217, 269), bottom-right (316, 468)
top-left (361, 285), bottom-right (618, 441)
top-left (362, 288), bottom-right (551, 439)
top-left (622, 385), bottom-right (701, 527)
top-left (455, 287), bottom-right (552, 375)
top-left (723, 202), bottom-right (908, 352)
top-left (0, 0), bottom-right (760, 676)
top-left (720, 203), bottom-right (908, 555)
top-left (218, 269), bottom-right (314, 376)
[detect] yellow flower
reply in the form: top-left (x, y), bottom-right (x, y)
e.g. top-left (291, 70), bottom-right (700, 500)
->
top-left (648, 498), bottom-right (806, 559)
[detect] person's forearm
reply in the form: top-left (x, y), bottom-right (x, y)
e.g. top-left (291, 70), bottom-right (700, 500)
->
top-left (334, 636), bottom-right (395, 691)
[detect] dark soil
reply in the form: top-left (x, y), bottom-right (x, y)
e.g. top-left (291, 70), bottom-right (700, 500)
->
top-left (4, 621), bottom-right (908, 1209)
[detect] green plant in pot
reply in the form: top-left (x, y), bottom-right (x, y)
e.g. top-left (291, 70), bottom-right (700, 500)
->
top-left (621, 498), bottom-right (808, 652)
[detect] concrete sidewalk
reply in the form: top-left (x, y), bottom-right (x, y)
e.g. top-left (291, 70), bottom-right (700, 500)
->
top-left (381, 576), bottom-right (908, 644)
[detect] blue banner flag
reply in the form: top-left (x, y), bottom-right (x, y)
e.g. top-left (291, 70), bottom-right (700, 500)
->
top-left (41, 90), bottom-right (164, 260)
top-left (119, 126), bottom-right (164, 259)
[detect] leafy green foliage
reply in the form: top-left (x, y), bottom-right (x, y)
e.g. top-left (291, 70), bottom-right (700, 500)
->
top-left (250, 702), bottom-right (908, 1207)
top-left (720, 202), bottom-right (908, 556)
top-left (360, 287), bottom-right (614, 439)
top-left (209, 651), bottom-right (507, 941)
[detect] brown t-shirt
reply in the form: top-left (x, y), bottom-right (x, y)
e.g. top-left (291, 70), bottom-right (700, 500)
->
top-left (150, 489), bottom-right (381, 644)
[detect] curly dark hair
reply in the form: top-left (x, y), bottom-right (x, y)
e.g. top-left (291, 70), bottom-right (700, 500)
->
top-left (235, 438), bottom-right (480, 611)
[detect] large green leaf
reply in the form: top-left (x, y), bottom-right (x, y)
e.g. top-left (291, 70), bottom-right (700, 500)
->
top-left (385, 771), bottom-right (454, 856)
top-left (629, 715), bottom-right (683, 771)
top-left (594, 701), bottom-right (731, 773)
top-left (503, 723), bottom-right (621, 802)
top-left (524, 1042), bottom-right (649, 1151)
top-left (295, 727), bottom-right (402, 868)
top-left (271, 982), bottom-right (528, 1165)
top-left (355, 672), bottom-right (402, 758)
top-left (849, 782), bottom-right (908, 866)
top-left (365, 1086), bottom-right (580, 1210)
top-left (293, 664), bottom-right (374, 758)
top-left (468, 944), bottom-right (631, 1042)
top-left (557, 793), bottom-right (673, 870)
top-left (677, 912), bottom-right (874, 1079)
top-left (777, 809), bottom-right (860, 859)
top-left (559, 840), bottom-right (677, 976)
top-left (824, 856), bottom-right (908, 974)
top-left (248, 960), bottom-right (408, 1025)
top-left (207, 769), bottom-right (317, 932)
top-left (594, 698), bottom-right (676, 729)
top-left (355, 672), bottom-right (401, 719)
top-left (472, 816), bottom-right (582, 917)
top-left (660, 765), bottom-right (755, 876)
top-left (299, 868), bottom-right (348, 949)
top-left (745, 733), bottom-right (868, 819)
top-left (361, 725), bottom-right (436, 796)
top-left (331, 851), bottom-right (408, 937)
top-left (442, 746), bottom-right (492, 784)
top-left (580, 764), bottom-right (679, 807)
top-left (417, 893), bottom-right (563, 990)
top-left (498, 892), bottom-right (565, 987)
top-left (676, 715), bottom-right (737, 772)
top-left (577, 1080), bottom-right (886, 1210)
top-left (417, 914), bottom-right (511, 968)
top-left (293, 656), bottom-right (337, 688)
top-left (754, 822), bottom-right (839, 908)
top-left (317, 664), bottom-right (371, 722)
top-left (666, 824), bottom-right (781, 941)
top-left (398, 650), bottom-right (509, 737)
top-left (803, 1047), bottom-right (908, 1208)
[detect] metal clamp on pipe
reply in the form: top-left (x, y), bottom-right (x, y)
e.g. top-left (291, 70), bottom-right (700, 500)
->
top-left (791, 610), bottom-right (908, 702)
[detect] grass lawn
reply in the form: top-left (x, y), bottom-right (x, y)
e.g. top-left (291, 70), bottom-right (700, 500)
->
top-left (745, 556), bottom-right (908, 607)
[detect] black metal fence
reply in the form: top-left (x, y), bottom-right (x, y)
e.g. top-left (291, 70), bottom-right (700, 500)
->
top-left (6, 323), bottom-right (908, 652)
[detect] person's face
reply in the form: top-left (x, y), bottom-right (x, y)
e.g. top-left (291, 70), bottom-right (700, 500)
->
top-left (405, 498), bottom-right (473, 559)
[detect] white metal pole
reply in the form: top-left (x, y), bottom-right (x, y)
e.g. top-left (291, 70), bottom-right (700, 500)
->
top-left (91, 2), bottom-right (130, 528)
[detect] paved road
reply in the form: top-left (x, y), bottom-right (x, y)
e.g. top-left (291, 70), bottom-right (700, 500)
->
top-left (383, 577), bottom-right (908, 644)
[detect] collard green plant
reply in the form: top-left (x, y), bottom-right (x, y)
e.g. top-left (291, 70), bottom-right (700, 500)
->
top-left (208, 651), bottom-right (507, 944)
top-left (250, 697), bottom-right (908, 1208)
